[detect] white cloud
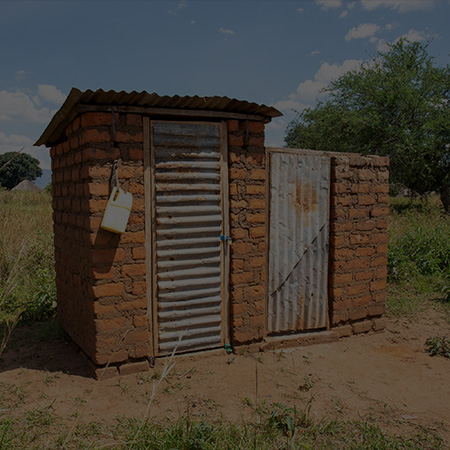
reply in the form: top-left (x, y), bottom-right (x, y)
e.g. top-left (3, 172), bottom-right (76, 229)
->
top-left (315, 0), bottom-right (343, 10)
top-left (15, 70), bottom-right (28, 81)
top-left (345, 23), bottom-right (380, 41)
top-left (272, 59), bottom-right (362, 114)
top-left (38, 84), bottom-right (66, 105)
top-left (385, 22), bottom-right (397, 31)
top-left (360, 0), bottom-right (435, 13)
top-left (0, 90), bottom-right (53, 123)
top-left (0, 140), bottom-right (51, 171)
top-left (309, 49), bottom-right (321, 56)
top-left (297, 7), bottom-right (304, 13)
top-left (219, 27), bottom-right (235, 36)
top-left (168, 0), bottom-right (187, 15)
top-left (190, 19), bottom-right (196, 25)
top-left (0, 132), bottom-right (33, 148)
top-left (340, 10), bottom-right (349, 18)
top-left (400, 28), bottom-right (431, 42)
top-left (376, 39), bottom-right (389, 52)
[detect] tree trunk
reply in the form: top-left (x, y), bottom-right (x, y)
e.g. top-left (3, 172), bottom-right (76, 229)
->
top-left (440, 185), bottom-right (450, 213)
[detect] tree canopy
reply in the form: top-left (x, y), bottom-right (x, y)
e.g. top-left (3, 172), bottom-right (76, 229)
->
top-left (285, 39), bottom-right (450, 211)
top-left (0, 152), bottom-right (43, 190)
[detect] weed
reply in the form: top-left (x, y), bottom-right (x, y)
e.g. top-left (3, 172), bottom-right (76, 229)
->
top-left (425, 336), bottom-right (450, 358)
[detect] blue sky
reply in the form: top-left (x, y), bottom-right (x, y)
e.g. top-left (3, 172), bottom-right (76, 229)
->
top-left (1, 0), bottom-right (450, 182)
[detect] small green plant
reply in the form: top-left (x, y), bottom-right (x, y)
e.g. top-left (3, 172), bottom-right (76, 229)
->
top-left (425, 336), bottom-right (450, 358)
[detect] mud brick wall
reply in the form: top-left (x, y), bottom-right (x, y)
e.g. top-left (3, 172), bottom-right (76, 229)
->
top-left (328, 154), bottom-right (389, 336)
top-left (51, 112), bottom-right (149, 372)
top-left (226, 119), bottom-right (266, 345)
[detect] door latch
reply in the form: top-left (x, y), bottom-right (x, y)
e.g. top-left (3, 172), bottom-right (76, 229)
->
top-left (220, 235), bottom-right (232, 243)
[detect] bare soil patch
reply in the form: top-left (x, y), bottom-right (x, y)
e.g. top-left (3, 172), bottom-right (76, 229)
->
top-left (1, 304), bottom-right (449, 446)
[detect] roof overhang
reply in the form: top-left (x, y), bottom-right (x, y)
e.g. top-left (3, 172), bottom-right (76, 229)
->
top-left (35, 88), bottom-right (283, 147)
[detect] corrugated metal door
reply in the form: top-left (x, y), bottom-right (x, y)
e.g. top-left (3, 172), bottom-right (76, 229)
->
top-left (150, 121), bottom-right (229, 355)
top-left (268, 151), bottom-right (330, 334)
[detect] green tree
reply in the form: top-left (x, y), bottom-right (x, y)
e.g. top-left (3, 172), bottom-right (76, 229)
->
top-left (285, 39), bottom-right (450, 211)
top-left (0, 152), bottom-right (43, 190)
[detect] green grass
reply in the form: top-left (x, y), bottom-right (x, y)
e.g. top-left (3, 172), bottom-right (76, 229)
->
top-left (0, 190), bottom-right (56, 323)
top-left (1, 191), bottom-right (449, 448)
top-left (0, 403), bottom-right (445, 450)
top-left (387, 195), bottom-right (450, 317)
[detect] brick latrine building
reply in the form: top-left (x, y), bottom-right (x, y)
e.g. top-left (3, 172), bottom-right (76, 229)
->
top-left (36, 88), bottom-right (389, 377)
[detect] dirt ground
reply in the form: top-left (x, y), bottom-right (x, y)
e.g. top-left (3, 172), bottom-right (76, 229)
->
top-left (1, 304), bottom-right (449, 445)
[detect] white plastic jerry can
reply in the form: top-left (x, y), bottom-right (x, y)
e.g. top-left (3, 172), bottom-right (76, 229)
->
top-left (101, 187), bottom-right (133, 234)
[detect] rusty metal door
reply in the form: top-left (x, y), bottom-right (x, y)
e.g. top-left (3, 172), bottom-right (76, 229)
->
top-left (268, 150), bottom-right (330, 334)
top-left (149, 121), bottom-right (229, 355)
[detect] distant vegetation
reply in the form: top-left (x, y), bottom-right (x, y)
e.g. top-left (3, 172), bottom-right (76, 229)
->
top-left (285, 40), bottom-right (450, 212)
top-left (0, 152), bottom-right (42, 190)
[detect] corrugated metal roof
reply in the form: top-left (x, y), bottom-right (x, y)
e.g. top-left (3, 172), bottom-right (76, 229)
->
top-left (35, 88), bottom-right (282, 147)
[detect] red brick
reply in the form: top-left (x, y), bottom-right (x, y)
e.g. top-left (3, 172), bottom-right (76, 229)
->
top-left (132, 281), bottom-right (147, 295)
top-left (248, 121), bottom-right (265, 133)
top-left (355, 270), bottom-right (374, 281)
top-left (356, 247), bottom-right (375, 257)
top-left (122, 264), bottom-right (146, 277)
top-left (87, 182), bottom-right (109, 197)
top-left (349, 234), bottom-right (369, 245)
top-left (349, 208), bottom-right (368, 219)
top-left (92, 266), bottom-right (115, 280)
top-left (245, 149), bottom-right (265, 165)
top-left (249, 198), bottom-right (266, 209)
top-left (248, 136), bottom-right (264, 147)
top-left (119, 361), bottom-right (150, 376)
top-left (231, 199), bottom-right (248, 209)
top-left (124, 330), bottom-right (149, 345)
top-left (249, 227), bottom-right (265, 238)
top-left (369, 304), bottom-right (386, 316)
top-left (230, 168), bottom-right (247, 179)
top-left (371, 206), bottom-right (389, 217)
top-left (370, 256), bottom-right (387, 267)
top-left (92, 282), bottom-right (124, 297)
top-left (347, 284), bottom-right (368, 296)
top-left (334, 273), bottom-right (353, 284)
top-left (121, 230), bottom-right (145, 243)
top-left (92, 248), bottom-right (125, 264)
top-left (129, 148), bottom-right (144, 160)
top-left (229, 183), bottom-right (239, 195)
top-left (230, 272), bottom-right (254, 284)
top-left (81, 112), bottom-right (116, 127)
top-left (333, 248), bottom-right (354, 260)
top-left (231, 259), bottom-right (244, 271)
top-left (248, 168), bottom-right (265, 180)
top-left (348, 259), bottom-right (368, 270)
top-left (249, 256), bottom-right (265, 268)
top-left (80, 129), bottom-right (111, 145)
top-left (94, 349), bottom-right (128, 366)
top-left (349, 308), bottom-right (368, 321)
top-left (232, 242), bottom-right (253, 255)
top-left (229, 134), bottom-right (243, 146)
top-left (227, 120), bottom-right (239, 132)
top-left (247, 213), bottom-right (265, 224)
top-left (352, 320), bottom-right (372, 334)
top-left (126, 114), bottom-right (142, 126)
top-left (333, 222), bottom-right (353, 232)
top-left (370, 279), bottom-right (387, 291)
top-left (132, 246), bottom-right (146, 260)
top-left (353, 295), bottom-right (372, 307)
top-left (371, 233), bottom-right (388, 244)
top-left (376, 244), bottom-right (388, 255)
top-left (115, 131), bottom-right (143, 143)
top-left (358, 194), bottom-right (376, 206)
top-left (246, 184), bottom-right (265, 195)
